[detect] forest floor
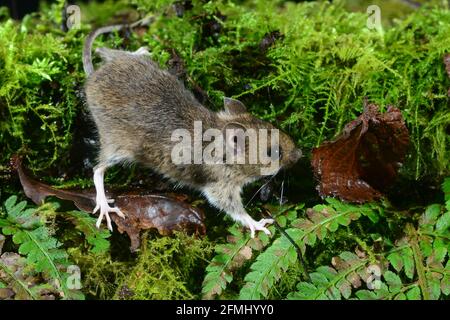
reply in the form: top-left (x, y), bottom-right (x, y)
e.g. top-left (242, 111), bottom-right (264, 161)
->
top-left (0, 0), bottom-right (449, 300)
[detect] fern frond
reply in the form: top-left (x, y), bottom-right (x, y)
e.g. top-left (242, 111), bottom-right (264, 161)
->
top-left (0, 196), bottom-right (83, 299)
top-left (287, 251), bottom-right (369, 300)
top-left (202, 224), bottom-right (270, 299)
top-left (239, 228), bottom-right (299, 299)
top-left (289, 198), bottom-right (449, 300)
top-left (0, 253), bottom-right (59, 300)
top-left (236, 199), bottom-right (379, 299)
top-left (354, 270), bottom-right (422, 300)
top-left (65, 210), bottom-right (111, 254)
top-left (0, 255), bottom-right (39, 300)
top-left (292, 198), bottom-right (380, 251)
top-left (385, 201), bottom-right (449, 300)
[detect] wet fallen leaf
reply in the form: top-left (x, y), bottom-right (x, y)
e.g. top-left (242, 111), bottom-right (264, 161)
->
top-left (11, 155), bottom-right (206, 252)
top-left (112, 193), bottom-right (206, 251)
top-left (10, 155), bottom-right (95, 212)
top-left (311, 100), bottom-right (409, 203)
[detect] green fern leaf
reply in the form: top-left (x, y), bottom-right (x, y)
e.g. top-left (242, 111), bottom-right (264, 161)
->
top-left (239, 229), bottom-right (298, 300)
top-left (406, 286), bottom-right (421, 300)
top-left (383, 270), bottom-right (402, 291)
top-left (403, 247), bottom-right (415, 279)
top-left (292, 198), bottom-right (379, 251)
top-left (0, 196), bottom-right (83, 299)
top-left (288, 251), bottom-right (369, 300)
top-left (202, 224), bottom-right (270, 299)
top-left (355, 289), bottom-right (379, 300)
top-left (441, 261), bottom-right (450, 295)
top-left (238, 199), bottom-right (380, 300)
top-left (65, 210), bottom-right (111, 254)
top-left (387, 252), bottom-right (403, 272)
top-left (384, 205), bottom-right (449, 300)
top-left (436, 212), bottom-right (450, 233)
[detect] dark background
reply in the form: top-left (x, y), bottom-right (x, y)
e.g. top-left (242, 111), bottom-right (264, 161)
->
top-left (0, 0), bottom-right (94, 19)
top-left (0, 0), bottom-right (42, 19)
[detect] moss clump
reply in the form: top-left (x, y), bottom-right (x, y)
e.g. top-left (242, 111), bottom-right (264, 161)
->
top-left (113, 232), bottom-right (213, 300)
top-left (68, 232), bottom-right (212, 300)
top-left (0, 10), bottom-right (85, 172)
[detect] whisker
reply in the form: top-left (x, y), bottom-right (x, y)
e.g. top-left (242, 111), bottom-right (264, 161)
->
top-left (279, 179), bottom-right (285, 205)
top-left (245, 173), bottom-right (277, 208)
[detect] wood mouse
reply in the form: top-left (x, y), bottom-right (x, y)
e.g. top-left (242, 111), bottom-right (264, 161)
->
top-left (82, 20), bottom-right (302, 237)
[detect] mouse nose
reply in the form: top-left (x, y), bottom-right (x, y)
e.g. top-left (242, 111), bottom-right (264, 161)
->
top-left (289, 148), bottom-right (302, 163)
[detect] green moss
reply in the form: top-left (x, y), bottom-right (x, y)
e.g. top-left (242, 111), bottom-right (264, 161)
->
top-left (0, 0), bottom-right (449, 300)
top-left (87, 0), bottom-right (450, 180)
top-left (68, 249), bottom-right (130, 299)
top-left (113, 232), bottom-right (213, 300)
top-left (1, 0), bottom-right (449, 187)
top-left (0, 13), bottom-right (85, 173)
top-left (67, 232), bottom-right (212, 300)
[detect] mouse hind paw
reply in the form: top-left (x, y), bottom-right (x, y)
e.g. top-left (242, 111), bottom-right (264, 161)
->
top-left (93, 198), bottom-right (125, 231)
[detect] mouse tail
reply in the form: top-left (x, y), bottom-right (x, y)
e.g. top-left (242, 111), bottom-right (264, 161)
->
top-left (83, 25), bottom-right (121, 76)
top-left (82, 16), bottom-right (154, 77)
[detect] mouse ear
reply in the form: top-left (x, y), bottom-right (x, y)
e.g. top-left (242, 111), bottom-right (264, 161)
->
top-left (223, 97), bottom-right (247, 114)
top-left (222, 122), bottom-right (247, 159)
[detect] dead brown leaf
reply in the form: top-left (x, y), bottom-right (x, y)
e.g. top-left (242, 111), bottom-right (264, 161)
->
top-left (10, 155), bottom-right (206, 252)
top-left (112, 193), bottom-right (206, 251)
top-left (347, 271), bottom-right (362, 288)
top-left (311, 100), bottom-right (409, 203)
top-left (10, 155), bottom-right (95, 212)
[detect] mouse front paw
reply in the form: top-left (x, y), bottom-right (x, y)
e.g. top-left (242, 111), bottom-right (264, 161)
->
top-left (243, 216), bottom-right (274, 238)
top-left (93, 197), bottom-right (125, 231)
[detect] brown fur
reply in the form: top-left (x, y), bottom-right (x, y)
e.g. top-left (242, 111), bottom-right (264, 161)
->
top-left (85, 47), bottom-right (301, 229)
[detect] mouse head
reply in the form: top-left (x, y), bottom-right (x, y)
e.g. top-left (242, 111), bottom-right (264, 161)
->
top-left (217, 97), bottom-right (302, 180)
